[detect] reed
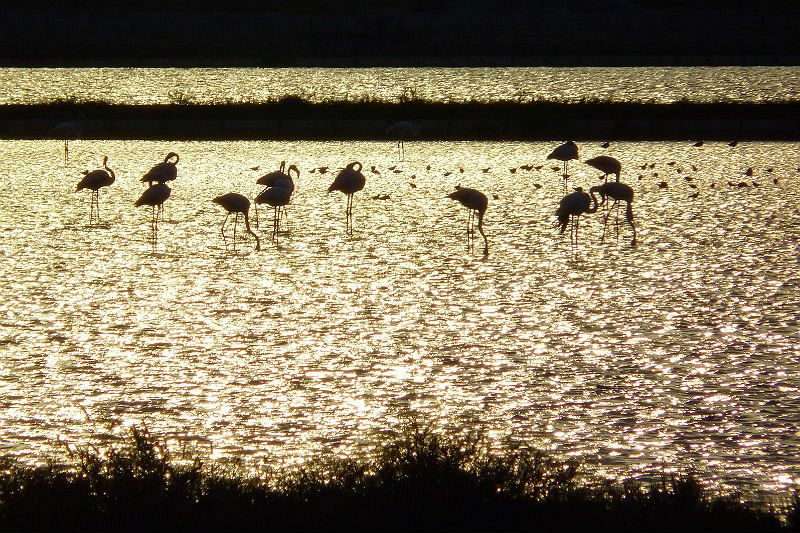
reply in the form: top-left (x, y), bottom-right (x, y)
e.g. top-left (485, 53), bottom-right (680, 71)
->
top-left (0, 424), bottom-right (793, 531)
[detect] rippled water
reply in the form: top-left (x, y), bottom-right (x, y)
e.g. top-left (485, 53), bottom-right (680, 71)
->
top-left (0, 139), bottom-right (799, 498)
top-left (1, 66), bottom-right (798, 104)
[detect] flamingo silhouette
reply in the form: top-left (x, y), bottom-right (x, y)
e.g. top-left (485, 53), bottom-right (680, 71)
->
top-left (135, 183), bottom-right (171, 227)
top-left (585, 155), bottom-right (621, 182)
top-left (75, 155), bottom-right (115, 224)
top-left (589, 182), bottom-right (636, 246)
top-left (328, 162), bottom-right (366, 234)
top-left (254, 161), bottom-right (288, 228)
top-left (555, 187), bottom-right (599, 245)
top-left (141, 152), bottom-right (180, 186)
top-left (51, 114), bottom-right (86, 165)
top-left (547, 141), bottom-right (579, 194)
top-left (448, 187), bottom-right (489, 256)
top-left (386, 121), bottom-right (420, 160)
top-left (255, 165), bottom-right (297, 242)
top-left (212, 193), bottom-right (260, 251)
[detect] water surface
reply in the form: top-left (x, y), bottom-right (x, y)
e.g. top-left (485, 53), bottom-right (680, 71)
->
top-left (1, 66), bottom-right (798, 105)
top-left (0, 139), bottom-right (798, 499)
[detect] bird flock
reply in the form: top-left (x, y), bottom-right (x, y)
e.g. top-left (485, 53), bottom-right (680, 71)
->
top-left (75, 138), bottom-right (779, 255)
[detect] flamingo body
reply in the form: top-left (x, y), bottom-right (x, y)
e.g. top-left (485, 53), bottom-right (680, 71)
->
top-left (141, 152), bottom-right (179, 185)
top-left (448, 187), bottom-right (489, 256)
top-left (135, 183), bottom-right (171, 208)
top-left (585, 155), bottom-right (621, 181)
top-left (213, 192), bottom-right (260, 251)
top-left (76, 156), bottom-right (115, 192)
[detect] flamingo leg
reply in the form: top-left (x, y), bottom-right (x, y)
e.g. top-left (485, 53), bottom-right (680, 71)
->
top-left (627, 202), bottom-right (637, 246)
top-left (601, 206), bottom-right (611, 243)
top-left (613, 200), bottom-right (620, 241)
top-left (233, 213), bottom-right (239, 250)
top-left (282, 205), bottom-right (289, 230)
top-left (273, 207), bottom-right (279, 242)
top-left (221, 212), bottom-right (230, 241)
top-left (253, 200), bottom-right (259, 230)
top-left (95, 191), bottom-right (101, 222)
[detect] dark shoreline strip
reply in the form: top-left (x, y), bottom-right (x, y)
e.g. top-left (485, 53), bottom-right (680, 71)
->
top-left (2, 101), bottom-right (800, 141)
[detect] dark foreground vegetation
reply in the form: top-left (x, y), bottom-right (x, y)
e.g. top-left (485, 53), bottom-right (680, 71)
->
top-left (3, 98), bottom-right (800, 141)
top-left (0, 426), bottom-right (797, 532)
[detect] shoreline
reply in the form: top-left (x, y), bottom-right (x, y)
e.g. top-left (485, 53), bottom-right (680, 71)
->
top-left (2, 101), bottom-right (800, 141)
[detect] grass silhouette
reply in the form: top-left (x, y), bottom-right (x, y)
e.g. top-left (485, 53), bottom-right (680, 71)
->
top-left (0, 424), bottom-right (795, 531)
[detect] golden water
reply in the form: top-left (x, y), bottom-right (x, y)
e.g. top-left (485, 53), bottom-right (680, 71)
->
top-left (0, 67), bottom-right (797, 104)
top-left (0, 139), bottom-right (798, 498)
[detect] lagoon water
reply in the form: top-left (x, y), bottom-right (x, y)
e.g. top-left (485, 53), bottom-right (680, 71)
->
top-left (1, 66), bottom-right (798, 104)
top-left (0, 138), bottom-right (798, 499)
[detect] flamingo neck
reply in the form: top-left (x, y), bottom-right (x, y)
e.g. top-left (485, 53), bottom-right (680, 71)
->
top-left (242, 212), bottom-right (261, 251)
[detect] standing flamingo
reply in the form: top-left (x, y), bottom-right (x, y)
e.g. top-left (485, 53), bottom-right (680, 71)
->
top-left (585, 155), bottom-right (621, 182)
top-left (51, 114), bottom-right (85, 165)
top-left (75, 155), bottom-right (115, 224)
top-left (141, 152), bottom-right (180, 185)
top-left (256, 164), bottom-right (297, 231)
top-left (547, 141), bottom-right (579, 193)
top-left (328, 162), bottom-right (366, 234)
top-left (447, 187), bottom-right (489, 256)
top-left (589, 182), bottom-right (636, 246)
top-left (255, 185), bottom-right (292, 243)
top-left (135, 183), bottom-right (171, 225)
top-left (555, 187), bottom-right (599, 245)
top-left (212, 193), bottom-right (260, 251)
top-left (386, 121), bottom-right (420, 160)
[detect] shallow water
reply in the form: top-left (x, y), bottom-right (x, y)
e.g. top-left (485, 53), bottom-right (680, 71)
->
top-left (1, 66), bottom-right (798, 105)
top-left (0, 139), bottom-right (798, 498)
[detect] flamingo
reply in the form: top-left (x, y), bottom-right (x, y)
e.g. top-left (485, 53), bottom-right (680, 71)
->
top-left (51, 114), bottom-right (85, 165)
top-left (141, 152), bottom-right (180, 186)
top-left (547, 141), bottom-right (579, 194)
top-left (328, 162), bottom-right (366, 234)
top-left (75, 155), bottom-right (115, 224)
top-left (255, 185), bottom-right (292, 243)
top-left (555, 187), bottom-right (599, 245)
top-left (447, 187), bottom-right (489, 256)
top-left (256, 163), bottom-right (298, 229)
top-left (585, 155), bottom-right (621, 182)
top-left (589, 182), bottom-right (637, 246)
top-left (386, 121), bottom-right (420, 160)
top-left (134, 183), bottom-right (171, 226)
top-left (212, 193), bottom-right (260, 251)
top-left (255, 161), bottom-right (287, 227)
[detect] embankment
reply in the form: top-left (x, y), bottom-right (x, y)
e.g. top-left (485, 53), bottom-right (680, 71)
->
top-left (2, 100), bottom-right (800, 141)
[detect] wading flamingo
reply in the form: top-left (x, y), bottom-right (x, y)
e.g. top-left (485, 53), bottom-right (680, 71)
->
top-left (52, 114), bottom-right (85, 164)
top-left (328, 162), bottom-right (366, 234)
top-left (141, 152), bottom-right (180, 186)
top-left (547, 141), bottom-right (579, 194)
top-left (585, 155), bottom-right (621, 182)
top-left (555, 187), bottom-right (599, 245)
top-left (135, 183), bottom-right (171, 226)
top-left (386, 121), bottom-right (420, 160)
top-left (589, 182), bottom-right (637, 246)
top-left (448, 187), bottom-right (489, 256)
top-left (212, 192), bottom-right (260, 251)
top-left (75, 155), bottom-right (115, 224)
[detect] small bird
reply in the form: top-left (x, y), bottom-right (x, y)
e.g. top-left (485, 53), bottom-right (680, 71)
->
top-left (694, 140), bottom-right (704, 147)
top-left (600, 141), bottom-right (610, 148)
top-left (728, 140), bottom-right (738, 147)
top-left (448, 187), bottom-right (489, 256)
top-left (745, 168), bottom-right (753, 176)
top-left (213, 192), bottom-right (260, 251)
top-left (76, 155), bottom-right (115, 224)
top-left (658, 181), bottom-right (669, 189)
top-left (509, 168), bottom-right (517, 173)
top-left (318, 166), bottom-right (329, 174)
